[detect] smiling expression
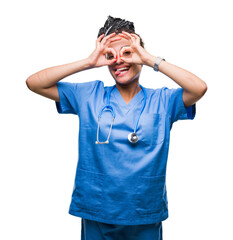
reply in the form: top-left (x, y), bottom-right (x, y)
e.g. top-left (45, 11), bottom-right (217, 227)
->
top-left (107, 36), bottom-right (143, 85)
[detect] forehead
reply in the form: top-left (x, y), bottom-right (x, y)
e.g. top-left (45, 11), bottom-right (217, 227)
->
top-left (108, 36), bottom-right (130, 50)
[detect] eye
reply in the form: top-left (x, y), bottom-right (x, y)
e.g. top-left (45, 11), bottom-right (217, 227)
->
top-left (106, 53), bottom-right (114, 60)
top-left (123, 51), bottom-right (131, 56)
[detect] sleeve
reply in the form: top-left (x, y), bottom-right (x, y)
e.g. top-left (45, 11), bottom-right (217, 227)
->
top-left (55, 80), bottom-right (103, 115)
top-left (162, 87), bottom-right (196, 124)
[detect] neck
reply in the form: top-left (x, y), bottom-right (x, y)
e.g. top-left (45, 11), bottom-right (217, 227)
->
top-left (115, 81), bottom-right (142, 104)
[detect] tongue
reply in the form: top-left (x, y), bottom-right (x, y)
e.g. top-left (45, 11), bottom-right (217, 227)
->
top-left (115, 70), bottom-right (122, 75)
top-left (115, 68), bottom-right (129, 75)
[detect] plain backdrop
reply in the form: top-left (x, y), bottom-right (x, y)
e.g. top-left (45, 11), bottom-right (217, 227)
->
top-left (1, 0), bottom-right (232, 239)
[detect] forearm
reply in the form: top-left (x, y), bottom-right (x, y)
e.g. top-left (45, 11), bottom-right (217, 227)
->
top-left (26, 58), bottom-right (91, 90)
top-left (144, 55), bottom-right (207, 97)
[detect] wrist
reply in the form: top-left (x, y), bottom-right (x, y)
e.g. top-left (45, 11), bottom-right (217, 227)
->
top-left (145, 55), bottom-right (166, 72)
top-left (144, 54), bottom-right (158, 68)
top-left (86, 57), bottom-right (96, 69)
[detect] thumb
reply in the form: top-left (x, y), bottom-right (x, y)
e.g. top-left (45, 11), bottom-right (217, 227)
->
top-left (120, 56), bottom-right (130, 63)
top-left (107, 57), bottom-right (117, 65)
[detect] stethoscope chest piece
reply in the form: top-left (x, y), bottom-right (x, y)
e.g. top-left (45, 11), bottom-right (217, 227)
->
top-left (128, 132), bottom-right (138, 143)
top-left (96, 84), bottom-right (147, 145)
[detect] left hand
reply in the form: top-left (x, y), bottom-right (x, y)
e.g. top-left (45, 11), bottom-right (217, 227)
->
top-left (118, 31), bottom-right (151, 65)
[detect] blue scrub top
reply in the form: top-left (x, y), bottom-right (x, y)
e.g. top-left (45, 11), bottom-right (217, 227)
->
top-left (55, 80), bottom-right (196, 225)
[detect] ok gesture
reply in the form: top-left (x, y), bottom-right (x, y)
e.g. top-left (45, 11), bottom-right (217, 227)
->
top-left (88, 32), bottom-right (121, 68)
top-left (118, 31), bottom-right (151, 65)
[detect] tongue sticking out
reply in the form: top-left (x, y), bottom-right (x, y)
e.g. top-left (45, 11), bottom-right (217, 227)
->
top-left (115, 70), bottom-right (122, 75)
top-left (115, 67), bottom-right (130, 75)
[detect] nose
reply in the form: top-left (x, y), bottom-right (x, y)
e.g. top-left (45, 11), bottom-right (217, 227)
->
top-left (115, 53), bottom-right (124, 64)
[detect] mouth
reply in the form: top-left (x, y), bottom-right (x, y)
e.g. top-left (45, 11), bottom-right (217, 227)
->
top-left (114, 66), bottom-right (131, 77)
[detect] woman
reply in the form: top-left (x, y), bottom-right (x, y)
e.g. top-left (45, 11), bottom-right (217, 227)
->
top-left (26, 16), bottom-right (207, 240)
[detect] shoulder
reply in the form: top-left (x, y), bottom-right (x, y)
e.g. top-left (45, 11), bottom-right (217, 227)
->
top-left (144, 86), bottom-right (182, 98)
top-left (143, 86), bottom-right (183, 109)
top-left (143, 86), bottom-right (170, 99)
top-left (75, 80), bottom-right (104, 88)
top-left (66, 80), bottom-right (105, 95)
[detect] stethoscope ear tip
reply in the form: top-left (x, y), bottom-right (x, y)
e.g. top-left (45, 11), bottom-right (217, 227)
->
top-left (95, 140), bottom-right (110, 144)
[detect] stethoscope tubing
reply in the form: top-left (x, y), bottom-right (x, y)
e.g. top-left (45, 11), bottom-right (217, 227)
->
top-left (96, 84), bottom-right (147, 144)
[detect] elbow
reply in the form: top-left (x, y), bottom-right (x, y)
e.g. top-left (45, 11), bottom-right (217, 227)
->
top-left (199, 81), bottom-right (208, 97)
top-left (193, 78), bottom-right (207, 98)
top-left (191, 80), bottom-right (208, 101)
top-left (26, 77), bottom-right (33, 91)
top-left (26, 75), bottom-right (37, 92)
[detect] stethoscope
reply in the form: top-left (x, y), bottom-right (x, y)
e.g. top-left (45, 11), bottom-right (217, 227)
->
top-left (95, 84), bottom-right (147, 144)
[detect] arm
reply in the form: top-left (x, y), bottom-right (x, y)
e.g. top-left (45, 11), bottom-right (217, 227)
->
top-left (26, 59), bottom-right (92, 102)
top-left (118, 31), bottom-right (208, 108)
top-left (144, 56), bottom-right (208, 107)
top-left (26, 33), bottom-right (121, 102)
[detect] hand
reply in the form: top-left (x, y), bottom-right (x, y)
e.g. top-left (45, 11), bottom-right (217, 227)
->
top-left (88, 33), bottom-right (122, 68)
top-left (118, 31), bottom-right (151, 65)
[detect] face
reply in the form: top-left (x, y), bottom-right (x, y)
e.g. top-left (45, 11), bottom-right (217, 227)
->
top-left (107, 36), bottom-right (143, 85)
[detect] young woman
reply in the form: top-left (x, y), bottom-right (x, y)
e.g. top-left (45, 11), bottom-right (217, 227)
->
top-left (26, 16), bottom-right (207, 240)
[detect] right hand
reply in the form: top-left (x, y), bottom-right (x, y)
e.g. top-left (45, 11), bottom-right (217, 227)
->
top-left (87, 32), bottom-right (122, 68)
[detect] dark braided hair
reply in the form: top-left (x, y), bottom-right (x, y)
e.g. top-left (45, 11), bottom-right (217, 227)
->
top-left (97, 16), bottom-right (144, 48)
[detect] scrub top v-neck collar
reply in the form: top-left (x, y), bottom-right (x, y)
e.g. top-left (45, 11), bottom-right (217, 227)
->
top-left (111, 86), bottom-right (145, 115)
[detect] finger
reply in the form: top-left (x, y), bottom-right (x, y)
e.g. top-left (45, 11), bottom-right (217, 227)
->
top-left (117, 33), bottom-right (130, 41)
top-left (107, 57), bottom-right (118, 65)
top-left (118, 32), bottom-right (131, 40)
top-left (119, 32), bottom-right (137, 45)
top-left (105, 37), bottom-right (122, 46)
top-left (119, 56), bottom-right (130, 63)
top-left (122, 31), bottom-right (135, 40)
top-left (130, 33), bottom-right (139, 39)
top-left (130, 33), bottom-right (140, 45)
top-left (105, 48), bottom-right (117, 60)
top-left (97, 34), bottom-right (105, 42)
top-left (120, 46), bottom-right (132, 57)
top-left (111, 48), bottom-right (117, 59)
top-left (104, 32), bottom-right (116, 40)
top-left (101, 32), bottom-right (116, 45)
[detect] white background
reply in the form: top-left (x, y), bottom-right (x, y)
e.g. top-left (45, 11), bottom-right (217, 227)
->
top-left (1, 0), bottom-right (232, 239)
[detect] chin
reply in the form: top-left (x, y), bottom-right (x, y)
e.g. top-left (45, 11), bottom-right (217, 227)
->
top-left (115, 78), bottom-right (131, 85)
top-left (113, 73), bottom-right (141, 86)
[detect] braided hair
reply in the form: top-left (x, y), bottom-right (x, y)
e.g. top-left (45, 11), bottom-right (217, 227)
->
top-left (97, 15), bottom-right (144, 48)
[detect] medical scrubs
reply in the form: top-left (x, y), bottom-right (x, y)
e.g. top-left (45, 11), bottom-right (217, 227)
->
top-left (81, 218), bottom-right (162, 240)
top-left (55, 80), bottom-right (195, 238)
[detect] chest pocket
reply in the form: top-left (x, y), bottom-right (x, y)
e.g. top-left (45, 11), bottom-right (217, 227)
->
top-left (138, 113), bottom-right (165, 145)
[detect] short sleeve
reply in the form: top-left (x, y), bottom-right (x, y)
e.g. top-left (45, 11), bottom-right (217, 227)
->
top-left (162, 87), bottom-right (196, 124)
top-left (55, 80), bottom-right (103, 115)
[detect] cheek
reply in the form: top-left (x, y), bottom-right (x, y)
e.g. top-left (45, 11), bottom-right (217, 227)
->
top-left (108, 66), bottom-right (114, 73)
top-left (132, 65), bottom-right (142, 74)
top-left (108, 67), bottom-right (117, 79)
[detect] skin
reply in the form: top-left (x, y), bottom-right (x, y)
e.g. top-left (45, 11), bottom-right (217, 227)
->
top-left (88, 32), bottom-right (146, 104)
top-left (107, 37), bottom-right (144, 103)
top-left (88, 32), bottom-right (151, 104)
top-left (26, 31), bottom-right (207, 107)
top-left (90, 31), bottom-right (208, 107)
